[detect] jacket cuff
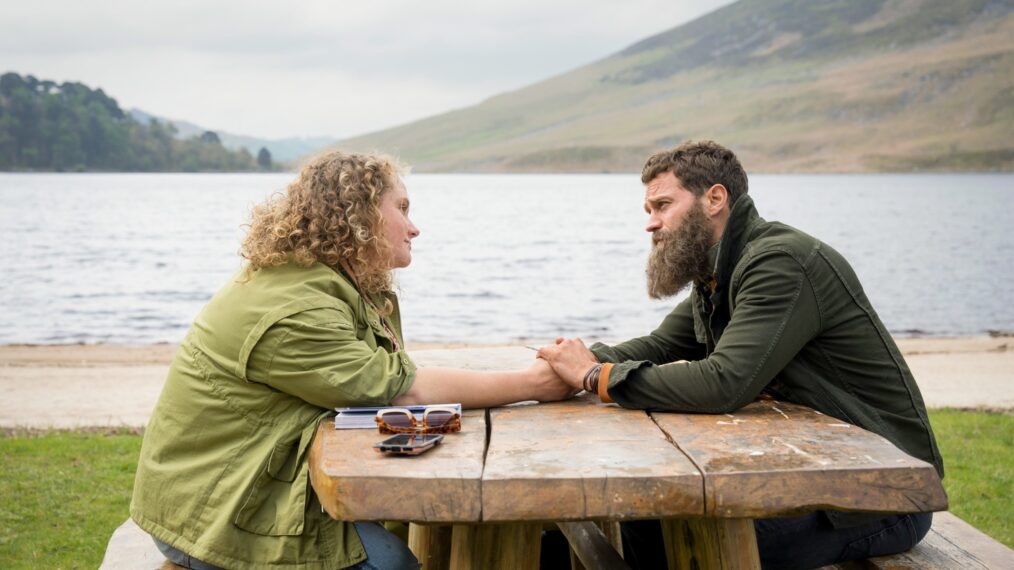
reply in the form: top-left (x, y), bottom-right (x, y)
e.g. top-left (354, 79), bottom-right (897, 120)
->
top-left (597, 363), bottom-right (614, 403)
top-left (589, 342), bottom-right (617, 363)
top-left (387, 349), bottom-right (418, 402)
top-left (600, 359), bottom-right (654, 409)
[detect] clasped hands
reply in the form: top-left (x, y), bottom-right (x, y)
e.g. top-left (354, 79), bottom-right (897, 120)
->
top-left (535, 337), bottom-right (599, 393)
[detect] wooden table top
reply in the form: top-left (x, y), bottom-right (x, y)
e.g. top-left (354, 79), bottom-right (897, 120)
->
top-left (308, 348), bottom-right (947, 524)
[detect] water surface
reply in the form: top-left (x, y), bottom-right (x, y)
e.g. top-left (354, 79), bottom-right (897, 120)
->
top-left (0, 173), bottom-right (1010, 344)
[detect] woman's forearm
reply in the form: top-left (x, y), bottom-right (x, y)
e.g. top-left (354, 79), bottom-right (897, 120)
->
top-left (392, 359), bottom-right (575, 409)
top-left (392, 367), bottom-right (533, 409)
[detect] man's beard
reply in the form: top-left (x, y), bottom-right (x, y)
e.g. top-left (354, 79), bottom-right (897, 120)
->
top-left (646, 201), bottom-right (714, 299)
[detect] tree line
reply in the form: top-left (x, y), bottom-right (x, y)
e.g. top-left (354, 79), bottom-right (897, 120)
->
top-left (0, 72), bottom-right (275, 172)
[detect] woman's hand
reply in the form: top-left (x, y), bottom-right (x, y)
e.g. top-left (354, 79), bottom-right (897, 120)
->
top-left (525, 358), bottom-right (581, 402)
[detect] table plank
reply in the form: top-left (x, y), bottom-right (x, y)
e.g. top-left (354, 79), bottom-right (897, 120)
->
top-left (651, 399), bottom-right (948, 518)
top-left (308, 410), bottom-right (487, 522)
top-left (481, 394), bottom-right (704, 522)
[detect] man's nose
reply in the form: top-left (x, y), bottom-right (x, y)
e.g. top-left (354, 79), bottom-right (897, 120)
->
top-left (409, 221), bottom-right (420, 238)
top-left (645, 215), bottom-right (661, 233)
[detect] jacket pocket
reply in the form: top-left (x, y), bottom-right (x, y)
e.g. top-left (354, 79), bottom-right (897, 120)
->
top-left (233, 424), bottom-right (317, 536)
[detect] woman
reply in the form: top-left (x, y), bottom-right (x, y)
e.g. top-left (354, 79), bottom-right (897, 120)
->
top-left (130, 151), bottom-right (573, 570)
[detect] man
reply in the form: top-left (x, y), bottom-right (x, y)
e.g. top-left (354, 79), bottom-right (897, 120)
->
top-left (538, 140), bottom-right (943, 570)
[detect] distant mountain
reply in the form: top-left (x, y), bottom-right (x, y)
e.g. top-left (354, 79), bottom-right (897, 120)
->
top-left (336, 0), bottom-right (1014, 173)
top-left (129, 109), bottom-right (336, 164)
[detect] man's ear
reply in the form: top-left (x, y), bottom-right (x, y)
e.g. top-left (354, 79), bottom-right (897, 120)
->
top-left (705, 184), bottom-right (729, 216)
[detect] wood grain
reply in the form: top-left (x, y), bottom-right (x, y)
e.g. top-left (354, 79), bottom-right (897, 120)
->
top-left (409, 524), bottom-right (453, 570)
top-left (449, 523), bottom-right (542, 570)
top-left (662, 518), bottom-right (761, 570)
top-left (308, 410), bottom-right (486, 522)
top-left (861, 512), bottom-right (1013, 569)
top-left (650, 400), bottom-right (948, 518)
top-left (482, 394), bottom-right (704, 522)
top-left (557, 521), bottom-right (630, 570)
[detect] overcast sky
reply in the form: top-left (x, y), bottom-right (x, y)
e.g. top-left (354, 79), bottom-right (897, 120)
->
top-left (3, 0), bottom-right (737, 140)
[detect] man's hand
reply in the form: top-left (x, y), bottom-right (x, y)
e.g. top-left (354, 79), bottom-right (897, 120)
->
top-left (525, 358), bottom-right (580, 402)
top-left (537, 337), bottom-right (599, 391)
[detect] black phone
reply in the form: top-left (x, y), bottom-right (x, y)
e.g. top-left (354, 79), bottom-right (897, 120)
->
top-left (373, 434), bottom-right (444, 455)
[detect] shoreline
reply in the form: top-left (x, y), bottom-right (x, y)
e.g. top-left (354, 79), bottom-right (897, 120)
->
top-left (1, 336), bottom-right (1011, 429)
top-left (0, 335), bottom-right (1007, 366)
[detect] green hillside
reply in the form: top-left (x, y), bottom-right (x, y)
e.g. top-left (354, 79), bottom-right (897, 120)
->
top-left (0, 73), bottom-right (271, 172)
top-left (336, 0), bottom-right (1014, 173)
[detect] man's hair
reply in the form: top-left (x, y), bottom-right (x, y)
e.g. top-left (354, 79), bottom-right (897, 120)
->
top-left (241, 150), bottom-right (402, 299)
top-left (641, 140), bottom-right (748, 206)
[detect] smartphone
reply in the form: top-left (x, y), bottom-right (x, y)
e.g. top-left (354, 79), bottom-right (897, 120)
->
top-left (373, 434), bottom-right (444, 455)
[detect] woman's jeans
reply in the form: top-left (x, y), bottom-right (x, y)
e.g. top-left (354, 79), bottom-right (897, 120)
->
top-left (619, 511), bottom-right (933, 570)
top-left (153, 521), bottom-right (419, 570)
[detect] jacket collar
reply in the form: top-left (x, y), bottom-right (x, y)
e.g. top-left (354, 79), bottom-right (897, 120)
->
top-left (709, 194), bottom-right (763, 299)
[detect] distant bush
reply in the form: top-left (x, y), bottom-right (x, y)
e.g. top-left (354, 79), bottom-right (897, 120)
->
top-left (0, 72), bottom-right (259, 172)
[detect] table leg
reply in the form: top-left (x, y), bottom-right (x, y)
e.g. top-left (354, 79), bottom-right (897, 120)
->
top-left (599, 521), bottom-right (623, 558)
top-left (449, 523), bottom-right (542, 570)
top-left (558, 521), bottom-right (628, 570)
top-left (409, 523), bottom-right (452, 570)
top-left (661, 518), bottom-right (760, 570)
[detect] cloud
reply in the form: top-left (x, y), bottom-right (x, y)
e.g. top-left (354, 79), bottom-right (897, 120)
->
top-left (2, 0), bottom-right (737, 138)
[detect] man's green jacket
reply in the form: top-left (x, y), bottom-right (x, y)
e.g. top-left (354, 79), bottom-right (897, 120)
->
top-left (131, 262), bottom-right (416, 569)
top-left (591, 195), bottom-right (943, 524)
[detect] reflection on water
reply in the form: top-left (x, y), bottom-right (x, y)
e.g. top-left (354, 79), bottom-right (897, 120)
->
top-left (0, 172), bottom-right (1011, 344)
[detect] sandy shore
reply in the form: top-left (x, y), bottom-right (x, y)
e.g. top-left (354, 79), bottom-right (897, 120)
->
top-left (1, 337), bottom-right (1010, 429)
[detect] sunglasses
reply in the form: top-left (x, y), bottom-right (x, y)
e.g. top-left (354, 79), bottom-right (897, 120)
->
top-left (375, 407), bottom-right (462, 434)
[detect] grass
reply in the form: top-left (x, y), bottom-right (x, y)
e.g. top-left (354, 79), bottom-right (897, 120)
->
top-left (0, 429), bottom-right (142, 569)
top-left (929, 409), bottom-right (1014, 547)
top-left (0, 411), bottom-right (1010, 568)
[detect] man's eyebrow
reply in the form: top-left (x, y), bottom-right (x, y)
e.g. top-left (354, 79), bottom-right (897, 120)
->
top-left (644, 195), bottom-right (667, 209)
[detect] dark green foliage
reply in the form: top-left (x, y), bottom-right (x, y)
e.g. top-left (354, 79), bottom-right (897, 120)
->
top-left (0, 72), bottom-right (259, 172)
top-left (257, 146), bottom-right (273, 170)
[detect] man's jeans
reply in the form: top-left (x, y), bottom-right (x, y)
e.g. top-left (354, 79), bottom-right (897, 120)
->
top-left (620, 511), bottom-right (932, 570)
top-left (153, 521), bottom-right (420, 570)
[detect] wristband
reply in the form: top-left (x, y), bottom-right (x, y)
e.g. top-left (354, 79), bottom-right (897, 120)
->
top-left (582, 363), bottom-right (603, 393)
top-left (597, 363), bottom-right (614, 403)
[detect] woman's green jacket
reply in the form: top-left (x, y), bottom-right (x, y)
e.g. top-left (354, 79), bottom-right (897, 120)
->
top-left (130, 262), bottom-right (417, 569)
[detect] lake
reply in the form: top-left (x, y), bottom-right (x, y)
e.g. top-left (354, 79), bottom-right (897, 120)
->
top-left (0, 173), bottom-right (1011, 345)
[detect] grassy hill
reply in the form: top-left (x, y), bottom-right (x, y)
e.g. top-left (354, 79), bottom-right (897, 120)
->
top-left (335, 0), bottom-right (1014, 173)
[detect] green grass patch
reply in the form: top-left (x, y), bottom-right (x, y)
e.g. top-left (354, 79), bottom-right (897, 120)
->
top-left (0, 430), bottom-right (142, 569)
top-left (928, 409), bottom-right (1014, 548)
top-left (0, 410), bottom-right (1009, 566)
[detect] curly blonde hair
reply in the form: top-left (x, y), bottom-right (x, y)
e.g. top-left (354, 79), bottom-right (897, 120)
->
top-left (241, 150), bottom-right (402, 300)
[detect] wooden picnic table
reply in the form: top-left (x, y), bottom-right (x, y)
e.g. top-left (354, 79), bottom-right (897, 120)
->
top-left (308, 348), bottom-right (947, 570)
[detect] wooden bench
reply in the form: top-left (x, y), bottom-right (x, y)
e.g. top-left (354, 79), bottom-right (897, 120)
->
top-left (99, 518), bottom-right (182, 569)
top-left (821, 511), bottom-right (1014, 569)
top-left (101, 511), bottom-right (1012, 569)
